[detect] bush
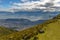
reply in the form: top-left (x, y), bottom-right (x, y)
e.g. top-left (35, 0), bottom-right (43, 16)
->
top-left (33, 37), bottom-right (38, 40)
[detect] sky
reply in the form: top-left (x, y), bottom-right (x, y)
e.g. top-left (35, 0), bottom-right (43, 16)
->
top-left (0, 0), bottom-right (60, 21)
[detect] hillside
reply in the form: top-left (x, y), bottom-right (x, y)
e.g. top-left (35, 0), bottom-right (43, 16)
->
top-left (0, 26), bottom-right (17, 37)
top-left (0, 14), bottom-right (60, 40)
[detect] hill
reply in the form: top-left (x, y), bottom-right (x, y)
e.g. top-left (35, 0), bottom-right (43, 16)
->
top-left (0, 14), bottom-right (60, 40)
top-left (0, 26), bottom-right (17, 37)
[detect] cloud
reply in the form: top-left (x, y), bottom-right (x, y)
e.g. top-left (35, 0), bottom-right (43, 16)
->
top-left (54, 0), bottom-right (60, 6)
top-left (0, 13), bottom-right (44, 21)
top-left (0, 14), bottom-right (49, 21)
top-left (8, 0), bottom-right (60, 12)
top-left (0, 12), bottom-right (57, 21)
top-left (0, 0), bottom-right (60, 12)
top-left (19, 15), bottom-right (44, 21)
top-left (0, 0), bottom-right (60, 21)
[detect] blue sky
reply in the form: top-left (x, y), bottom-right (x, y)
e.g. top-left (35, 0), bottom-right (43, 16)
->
top-left (0, 0), bottom-right (20, 7)
top-left (0, 0), bottom-right (60, 21)
top-left (0, 0), bottom-right (41, 7)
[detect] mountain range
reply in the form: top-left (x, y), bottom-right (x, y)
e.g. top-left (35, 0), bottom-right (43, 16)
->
top-left (0, 19), bottom-right (46, 30)
top-left (0, 11), bottom-right (60, 31)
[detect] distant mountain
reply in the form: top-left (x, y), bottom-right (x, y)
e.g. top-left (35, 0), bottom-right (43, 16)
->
top-left (0, 11), bottom-right (60, 17)
top-left (0, 11), bottom-right (59, 30)
top-left (1, 14), bottom-right (60, 40)
top-left (0, 19), bottom-right (46, 30)
top-left (33, 20), bottom-right (46, 25)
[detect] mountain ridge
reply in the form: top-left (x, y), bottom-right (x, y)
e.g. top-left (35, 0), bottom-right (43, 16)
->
top-left (0, 19), bottom-right (46, 30)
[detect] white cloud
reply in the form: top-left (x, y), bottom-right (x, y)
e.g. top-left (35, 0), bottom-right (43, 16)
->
top-left (54, 0), bottom-right (60, 6)
top-left (0, 0), bottom-right (60, 12)
top-left (54, 0), bottom-right (60, 3)
top-left (25, 16), bottom-right (44, 21)
top-left (9, 0), bottom-right (60, 12)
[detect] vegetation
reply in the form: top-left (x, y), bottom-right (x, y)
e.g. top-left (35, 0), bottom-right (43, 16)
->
top-left (0, 26), bottom-right (17, 37)
top-left (0, 14), bottom-right (60, 40)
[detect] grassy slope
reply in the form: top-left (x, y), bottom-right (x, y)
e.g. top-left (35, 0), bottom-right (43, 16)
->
top-left (0, 26), bottom-right (17, 37)
top-left (30, 15), bottom-right (60, 40)
top-left (36, 20), bottom-right (60, 40)
top-left (0, 14), bottom-right (60, 40)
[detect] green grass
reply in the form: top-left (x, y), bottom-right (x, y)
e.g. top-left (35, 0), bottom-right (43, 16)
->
top-left (37, 20), bottom-right (60, 40)
top-left (0, 26), bottom-right (17, 37)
